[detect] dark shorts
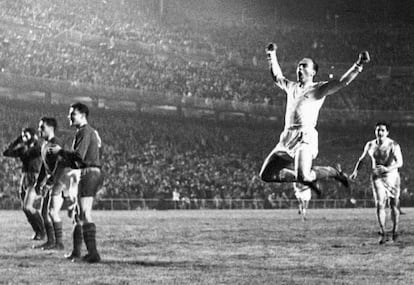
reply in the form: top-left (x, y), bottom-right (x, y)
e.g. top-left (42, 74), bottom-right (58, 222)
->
top-left (78, 167), bottom-right (103, 198)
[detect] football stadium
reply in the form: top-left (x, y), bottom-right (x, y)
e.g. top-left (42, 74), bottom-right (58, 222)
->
top-left (0, 0), bottom-right (413, 284)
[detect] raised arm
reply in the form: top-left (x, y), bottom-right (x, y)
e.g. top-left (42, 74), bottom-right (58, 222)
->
top-left (350, 142), bottom-right (370, 180)
top-left (266, 43), bottom-right (290, 90)
top-left (21, 142), bottom-right (42, 161)
top-left (319, 51), bottom-right (370, 97)
top-left (3, 136), bottom-right (25, 157)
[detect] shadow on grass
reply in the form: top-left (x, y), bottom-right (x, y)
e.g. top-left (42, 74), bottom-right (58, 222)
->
top-left (101, 258), bottom-right (220, 270)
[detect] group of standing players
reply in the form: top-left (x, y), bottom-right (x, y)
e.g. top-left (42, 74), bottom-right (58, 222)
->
top-left (3, 102), bottom-right (103, 263)
top-left (261, 42), bottom-right (403, 244)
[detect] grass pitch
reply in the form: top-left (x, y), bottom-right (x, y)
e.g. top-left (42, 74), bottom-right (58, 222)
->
top-left (1, 209), bottom-right (414, 285)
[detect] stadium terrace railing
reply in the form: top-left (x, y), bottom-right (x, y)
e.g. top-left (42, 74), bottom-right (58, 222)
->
top-left (1, 72), bottom-right (414, 125)
top-left (0, 198), bottom-right (408, 210)
top-left (94, 198), bottom-right (376, 210)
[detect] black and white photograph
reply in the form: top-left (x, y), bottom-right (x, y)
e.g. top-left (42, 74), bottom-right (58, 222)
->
top-left (0, 0), bottom-right (413, 284)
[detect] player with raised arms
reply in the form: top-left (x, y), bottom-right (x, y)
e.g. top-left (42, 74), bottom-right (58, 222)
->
top-left (350, 122), bottom-right (403, 244)
top-left (260, 42), bottom-right (370, 195)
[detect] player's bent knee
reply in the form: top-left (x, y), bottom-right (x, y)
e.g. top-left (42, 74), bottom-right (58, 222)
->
top-left (297, 172), bottom-right (314, 183)
top-left (260, 171), bottom-right (272, 182)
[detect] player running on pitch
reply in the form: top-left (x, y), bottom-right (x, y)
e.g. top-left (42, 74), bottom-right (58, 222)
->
top-left (294, 183), bottom-right (311, 221)
top-left (350, 122), bottom-right (403, 244)
top-left (260, 42), bottom-right (370, 194)
top-left (3, 128), bottom-right (44, 240)
top-left (49, 103), bottom-right (103, 263)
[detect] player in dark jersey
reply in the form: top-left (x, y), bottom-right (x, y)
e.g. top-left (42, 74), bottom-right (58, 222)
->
top-left (34, 117), bottom-right (77, 250)
top-left (50, 102), bottom-right (103, 263)
top-left (3, 128), bottom-right (44, 240)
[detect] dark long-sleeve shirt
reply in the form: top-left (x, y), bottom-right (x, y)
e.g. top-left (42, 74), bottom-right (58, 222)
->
top-left (59, 124), bottom-right (101, 169)
top-left (3, 137), bottom-right (42, 173)
top-left (37, 136), bottom-right (70, 185)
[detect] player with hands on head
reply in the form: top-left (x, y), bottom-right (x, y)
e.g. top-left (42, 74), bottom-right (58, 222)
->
top-left (350, 121), bottom-right (403, 244)
top-left (3, 128), bottom-right (44, 241)
top-left (260, 41), bottom-right (370, 196)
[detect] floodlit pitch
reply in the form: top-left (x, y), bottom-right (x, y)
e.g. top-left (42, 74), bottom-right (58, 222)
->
top-left (1, 209), bottom-right (414, 284)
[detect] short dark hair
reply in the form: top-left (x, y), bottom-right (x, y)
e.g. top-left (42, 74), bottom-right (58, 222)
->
top-left (22, 127), bottom-right (36, 137)
top-left (376, 121), bottom-right (390, 131)
top-left (311, 58), bottom-right (319, 75)
top-left (299, 58), bottom-right (319, 75)
top-left (40, 117), bottom-right (58, 130)
top-left (71, 102), bottom-right (89, 118)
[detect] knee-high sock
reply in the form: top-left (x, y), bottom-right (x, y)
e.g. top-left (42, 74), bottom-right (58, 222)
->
top-left (24, 211), bottom-right (38, 234)
top-left (72, 224), bottom-right (83, 255)
top-left (82, 223), bottom-right (99, 255)
top-left (53, 222), bottom-right (63, 245)
top-left (44, 218), bottom-right (55, 243)
top-left (33, 211), bottom-right (45, 235)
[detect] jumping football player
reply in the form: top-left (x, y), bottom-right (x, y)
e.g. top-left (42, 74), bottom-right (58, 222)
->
top-left (350, 122), bottom-right (403, 244)
top-left (260, 42), bottom-right (370, 195)
top-left (3, 128), bottom-right (44, 240)
top-left (49, 102), bottom-right (103, 263)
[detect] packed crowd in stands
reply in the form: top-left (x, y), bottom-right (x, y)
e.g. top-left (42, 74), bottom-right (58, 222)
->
top-left (0, 1), bottom-right (413, 205)
top-left (0, 99), bottom-right (413, 206)
top-left (0, 0), bottom-right (413, 110)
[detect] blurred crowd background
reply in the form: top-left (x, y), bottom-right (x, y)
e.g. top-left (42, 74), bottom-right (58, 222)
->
top-left (0, 0), bottom-right (413, 207)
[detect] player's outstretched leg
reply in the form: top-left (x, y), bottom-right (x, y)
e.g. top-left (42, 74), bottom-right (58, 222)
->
top-left (312, 164), bottom-right (350, 188)
top-left (260, 151), bottom-right (323, 195)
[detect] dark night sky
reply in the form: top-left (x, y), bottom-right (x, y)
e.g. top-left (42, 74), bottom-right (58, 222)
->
top-left (162, 0), bottom-right (414, 26)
